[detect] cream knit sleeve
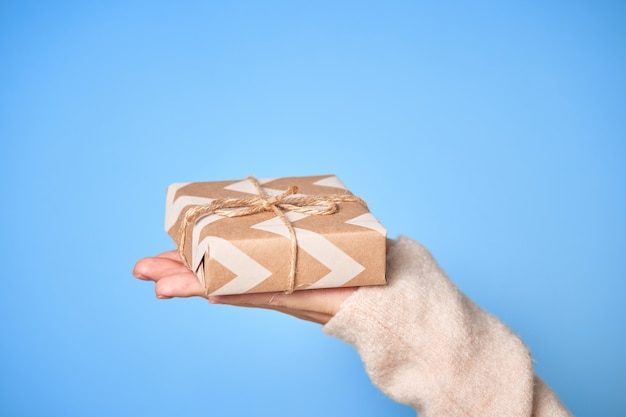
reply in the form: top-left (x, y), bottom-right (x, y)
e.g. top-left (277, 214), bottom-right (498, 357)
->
top-left (323, 236), bottom-right (571, 417)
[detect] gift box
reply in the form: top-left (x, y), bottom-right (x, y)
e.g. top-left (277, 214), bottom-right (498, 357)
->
top-left (165, 174), bottom-right (387, 296)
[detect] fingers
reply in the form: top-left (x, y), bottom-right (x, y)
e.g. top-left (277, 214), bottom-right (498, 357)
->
top-left (133, 257), bottom-right (188, 281)
top-left (154, 273), bottom-right (206, 299)
top-left (155, 250), bottom-right (182, 261)
top-left (133, 256), bottom-right (206, 299)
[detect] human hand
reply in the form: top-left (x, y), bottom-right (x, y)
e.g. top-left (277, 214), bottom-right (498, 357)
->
top-left (132, 251), bottom-right (356, 325)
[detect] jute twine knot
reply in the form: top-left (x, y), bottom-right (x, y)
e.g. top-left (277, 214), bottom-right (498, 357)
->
top-left (178, 176), bottom-right (367, 294)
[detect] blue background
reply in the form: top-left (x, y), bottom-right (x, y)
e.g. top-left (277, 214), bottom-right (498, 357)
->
top-left (1, 1), bottom-right (624, 416)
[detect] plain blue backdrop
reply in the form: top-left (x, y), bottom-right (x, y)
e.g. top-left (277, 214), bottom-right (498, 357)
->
top-left (1, 1), bottom-right (624, 416)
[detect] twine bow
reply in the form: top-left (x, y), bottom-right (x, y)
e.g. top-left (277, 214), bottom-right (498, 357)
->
top-left (178, 176), bottom-right (367, 294)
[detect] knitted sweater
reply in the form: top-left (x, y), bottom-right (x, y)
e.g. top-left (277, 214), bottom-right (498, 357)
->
top-left (323, 236), bottom-right (571, 416)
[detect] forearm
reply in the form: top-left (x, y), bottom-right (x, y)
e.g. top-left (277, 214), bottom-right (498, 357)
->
top-left (323, 236), bottom-right (571, 416)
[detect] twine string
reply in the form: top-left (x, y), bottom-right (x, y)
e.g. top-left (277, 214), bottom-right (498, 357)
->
top-left (178, 176), bottom-right (367, 294)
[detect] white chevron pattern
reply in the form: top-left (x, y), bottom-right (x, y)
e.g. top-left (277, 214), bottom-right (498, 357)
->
top-left (224, 177), bottom-right (279, 195)
top-left (313, 175), bottom-right (347, 190)
top-left (345, 213), bottom-right (387, 235)
top-left (191, 213), bottom-right (226, 271)
top-left (164, 182), bottom-right (215, 232)
top-left (198, 236), bottom-right (273, 296)
top-left (251, 215), bottom-right (365, 289)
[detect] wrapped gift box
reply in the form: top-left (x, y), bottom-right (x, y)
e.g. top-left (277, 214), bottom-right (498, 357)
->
top-left (165, 175), bottom-right (387, 295)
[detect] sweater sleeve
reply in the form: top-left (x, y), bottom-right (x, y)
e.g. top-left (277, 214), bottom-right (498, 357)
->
top-left (323, 236), bottom-right (571, 417)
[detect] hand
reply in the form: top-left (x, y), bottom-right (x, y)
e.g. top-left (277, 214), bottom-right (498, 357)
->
top-left (133, 251), bottom-right (357, 325)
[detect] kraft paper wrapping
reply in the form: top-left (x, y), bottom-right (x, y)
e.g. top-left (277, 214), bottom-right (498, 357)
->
top-left (165, 175), bottom-right (387, 296)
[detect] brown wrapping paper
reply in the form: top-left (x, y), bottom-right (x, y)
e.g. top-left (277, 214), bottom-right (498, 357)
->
top-left (165, 175), bottom-right (387, 295)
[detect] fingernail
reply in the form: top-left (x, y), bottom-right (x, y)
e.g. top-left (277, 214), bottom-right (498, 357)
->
top-left (208, 296), bottom-right (221, 304)
top-left (132, 268), bottom-right (147, 279)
